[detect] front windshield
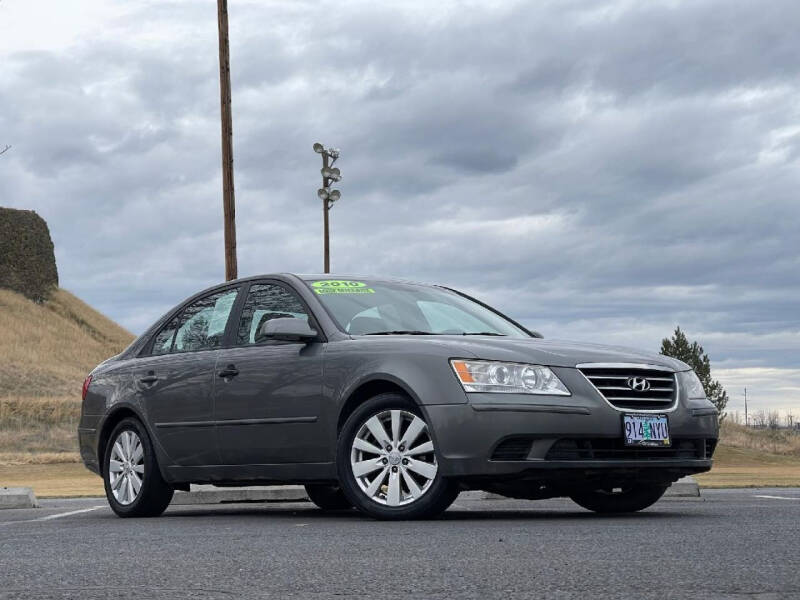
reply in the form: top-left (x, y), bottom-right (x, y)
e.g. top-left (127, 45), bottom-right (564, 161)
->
top-left (306, 279), bottom-right (530, 338)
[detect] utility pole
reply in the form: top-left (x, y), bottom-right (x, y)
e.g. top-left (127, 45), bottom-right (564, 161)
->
top-left (217, 0), bottom-right (237, 281)
top-left (744, 387), bottom-right (748, 428)
top-left (313, 143), bottom-right (342, 273)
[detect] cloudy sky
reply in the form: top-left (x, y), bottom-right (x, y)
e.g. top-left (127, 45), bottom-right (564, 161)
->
top-left (1, 0), bottom-right (798, 415)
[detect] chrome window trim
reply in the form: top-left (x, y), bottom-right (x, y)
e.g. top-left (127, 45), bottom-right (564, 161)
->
top-left (576, 362), bottom-right (680, 414)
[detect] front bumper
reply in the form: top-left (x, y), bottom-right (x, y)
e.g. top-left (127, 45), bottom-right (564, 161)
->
top-left (423, 367), bottom-right (719, 480)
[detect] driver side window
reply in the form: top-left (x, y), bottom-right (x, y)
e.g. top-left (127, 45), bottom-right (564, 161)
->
top-left (236, 283), bottom-right (309, 345)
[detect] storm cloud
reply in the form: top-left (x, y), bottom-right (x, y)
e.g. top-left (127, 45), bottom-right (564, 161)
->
top-left (1, 0), bottom-right (798, 412)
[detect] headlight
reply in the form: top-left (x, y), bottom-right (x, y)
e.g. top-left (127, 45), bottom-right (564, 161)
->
top-left (451, 359), bottom-right (570, 395)
top-left (678, 370), bottom-right (706, 399)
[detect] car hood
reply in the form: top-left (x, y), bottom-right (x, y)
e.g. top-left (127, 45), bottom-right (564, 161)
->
top-left (412, 336), bottom-right (690, 371)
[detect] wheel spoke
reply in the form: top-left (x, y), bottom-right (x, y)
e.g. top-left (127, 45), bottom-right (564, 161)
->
top-left (390, 410), bottom-right (401, 445)
top-left (386, 470), bottom-right (401, 506)
top-left (352, 437), bottom-right (384, 455)
top-left (399, 416), bottom-right (425, 449)
top-left (131, 440), bottom-right (143, 463)
top-left (112, 442), bottom-right (125, 462)
top-left (365, 415), bottom-right (391, 448)
top-left (112, 473), bottom-right (126, 490)
top-left (109, 460), bottom-right (123, 473)
top-left (364, 468), bottom-right (388, 497)
top-left (130, 472), bottom-right (142, 495)
top-left (405, 441), bottom-right (434, 456)
top-left (352, 458), bottom-right (384, 478)
top-left (117, 476), bottom-right (127, 503)
top-left (401, 469), bottom-right (422, 499)
top-left (132, 464), bottom-right (144, 474)
top-left (406, 457), bottom-right (437, 480)
top-left (122, 475), bottom-right (131, 504)
top-left (122, 432), bottom-right (131, 459)
top-left (126, 475), bottom-right (135, 503)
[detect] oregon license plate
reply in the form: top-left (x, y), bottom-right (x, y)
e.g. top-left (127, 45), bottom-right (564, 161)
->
top-left (623, 414), bottom-right (670, 447)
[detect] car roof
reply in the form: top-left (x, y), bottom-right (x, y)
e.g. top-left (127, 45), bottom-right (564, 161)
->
top-left (293, 273), bottom-right (433, 286)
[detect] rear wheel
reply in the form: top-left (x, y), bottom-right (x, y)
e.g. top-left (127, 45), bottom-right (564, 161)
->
top-left (569, 483), bottom-right (668, 513)
top-left (304, 484), bottom-right (353, 511)
top-left (103, 417), bottom-right (173, 518)
top-left (337, 393), bottom-right (459, 520)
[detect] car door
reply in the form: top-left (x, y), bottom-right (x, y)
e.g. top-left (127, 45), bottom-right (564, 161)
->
top-left (133, 286), bottom-right (240, 467)
top-left (213, 281), bottom-right (326, 465)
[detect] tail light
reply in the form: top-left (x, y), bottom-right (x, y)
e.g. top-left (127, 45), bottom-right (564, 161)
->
top-left (82, 375), bottom-right (93, 401)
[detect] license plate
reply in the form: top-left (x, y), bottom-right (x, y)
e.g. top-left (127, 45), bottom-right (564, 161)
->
top-left (623, 414), bottom-right (670, 447)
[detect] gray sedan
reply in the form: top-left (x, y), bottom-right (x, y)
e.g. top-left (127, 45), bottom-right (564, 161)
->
top-left (78, 274), bottom-right (718, 520)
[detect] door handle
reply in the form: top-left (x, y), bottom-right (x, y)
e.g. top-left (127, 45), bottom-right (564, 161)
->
top-left (138, 373), bottom-right (159, 385)
top-left (218, 365), bottom-right (239, 378)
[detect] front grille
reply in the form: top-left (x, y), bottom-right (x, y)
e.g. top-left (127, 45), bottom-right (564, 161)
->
top-left (546, 438), bottom-right (707, 461)
top-left (491, 437), bottom-right (533, 461)
top-left (579, 365), bottom-right (677, 410)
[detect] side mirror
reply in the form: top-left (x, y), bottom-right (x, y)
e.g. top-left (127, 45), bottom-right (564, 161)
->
top-left (259, 317), bottom-right (318, 342)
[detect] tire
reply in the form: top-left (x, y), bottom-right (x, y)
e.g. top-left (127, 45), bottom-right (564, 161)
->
top-left (569, 483), bottom-right (668, 514)
top-left (304, 484), bottom-right (353, 511)
top-left (336, 393), bottom-right (459, 520)
top-left (103, 417), bottom-right (174, 518)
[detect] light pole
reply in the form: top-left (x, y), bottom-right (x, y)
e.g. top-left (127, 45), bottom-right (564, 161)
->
top-left (313, 143), bottom-right (342, 273)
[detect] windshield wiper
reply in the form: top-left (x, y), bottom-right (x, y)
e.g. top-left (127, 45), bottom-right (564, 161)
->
top-left (460, 332), bottom-right (507, 336)
top-left (365, 330), bottom-right (438, 335)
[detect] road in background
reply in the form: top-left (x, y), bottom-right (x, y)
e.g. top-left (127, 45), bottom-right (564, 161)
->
top-left (1, 490), bottom-right (798, 599)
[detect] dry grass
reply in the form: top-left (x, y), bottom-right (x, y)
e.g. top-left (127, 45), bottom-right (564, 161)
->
top-left (0, 288), bottom-right (132, 460)
top-left (0, 396), bottom-right (82, 453)
top-left (717, 421), bottom-right (800, 456)
top-left (0, 462), bottom-right (103, 497)
top-left (0, 396), bottom-right (80, 425)
top-left (0, 451), bottom-right (80, 464)
top-left (697, 446), bottom-right (800, 488)
top-left (0, 288), bottom-right (133, 398)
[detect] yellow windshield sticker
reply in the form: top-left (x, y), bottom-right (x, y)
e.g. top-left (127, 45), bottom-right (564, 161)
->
top-left (311, 280), bottom-right (375, 294)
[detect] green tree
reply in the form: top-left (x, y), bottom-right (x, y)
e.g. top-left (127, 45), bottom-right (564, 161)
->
top-left (660, 326), bottom-right (728, 423)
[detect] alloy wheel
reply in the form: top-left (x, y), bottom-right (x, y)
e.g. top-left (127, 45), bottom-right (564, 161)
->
top-left (108, 430), bottom-right (145, 506)
top-left (350, 409), bottom-right (438, 507)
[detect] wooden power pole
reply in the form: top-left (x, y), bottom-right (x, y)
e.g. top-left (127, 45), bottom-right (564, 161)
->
top-left (217, 0), bottom-right (237, 281)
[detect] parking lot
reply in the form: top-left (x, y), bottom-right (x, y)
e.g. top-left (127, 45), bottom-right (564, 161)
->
top-left (1, 489), bottom-right (799, 599)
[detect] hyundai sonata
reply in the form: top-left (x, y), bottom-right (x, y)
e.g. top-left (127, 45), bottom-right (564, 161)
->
top-left (79, 274), bottom-right (718, 519)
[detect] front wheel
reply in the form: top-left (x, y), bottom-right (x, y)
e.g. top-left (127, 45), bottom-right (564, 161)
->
top-left (569, 483), bottom-right (668, 514)
top-left (337, 393), bottom-right (459, 520)
top-left (103, 417), bottom-right (173, 518)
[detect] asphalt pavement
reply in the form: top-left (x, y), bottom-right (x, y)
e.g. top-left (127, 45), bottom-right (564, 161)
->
top-left (1, 489), bottom-right (799, 599)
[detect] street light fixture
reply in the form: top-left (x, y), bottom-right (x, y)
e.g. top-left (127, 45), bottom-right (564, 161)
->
top-left (313, 142), bottom-right (342, 273)
top-left (321, 166), bottom-right (341, 181)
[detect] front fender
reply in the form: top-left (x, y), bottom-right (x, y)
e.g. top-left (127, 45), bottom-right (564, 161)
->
top-left (328, 340), bottom-right (471, 407)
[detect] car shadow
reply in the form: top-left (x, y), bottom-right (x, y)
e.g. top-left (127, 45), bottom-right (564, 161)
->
top-left (155, 503), bottom-right (700, 522)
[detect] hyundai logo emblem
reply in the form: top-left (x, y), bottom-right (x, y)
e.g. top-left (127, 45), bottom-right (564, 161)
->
top-left (626, 376), bottom-right (651, 392)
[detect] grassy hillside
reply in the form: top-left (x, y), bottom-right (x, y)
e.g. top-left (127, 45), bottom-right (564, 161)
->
top-left (0, 288), bottom-right (133, 458)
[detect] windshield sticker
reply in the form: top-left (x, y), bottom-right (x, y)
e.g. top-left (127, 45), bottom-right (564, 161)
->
top-left (311, 280), bottom-right (375, 294)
